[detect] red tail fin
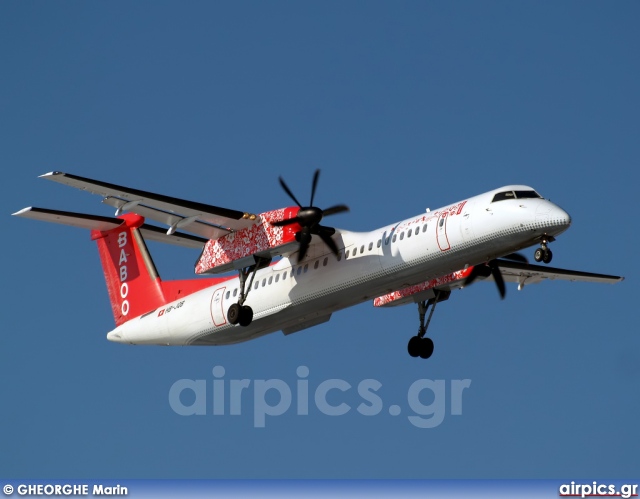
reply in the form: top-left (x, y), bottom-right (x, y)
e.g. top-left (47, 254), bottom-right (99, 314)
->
top-left (92, 214), bottom-right (166, 326)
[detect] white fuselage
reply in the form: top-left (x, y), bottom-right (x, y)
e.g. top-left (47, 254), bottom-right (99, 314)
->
top-left (106, 185), bottom-right (571, 346)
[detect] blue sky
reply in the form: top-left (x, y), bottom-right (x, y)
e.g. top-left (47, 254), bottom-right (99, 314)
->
top-left (1, 1), bottom-right (638, 479)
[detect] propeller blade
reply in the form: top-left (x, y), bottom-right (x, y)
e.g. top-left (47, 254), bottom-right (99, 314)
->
top-left (502, 252), bottom-right (528, 264)
top-left (297, 236), bottom-right (310, 263)
top-left (309, 169), bottom-right (320, 207)
top-left (279, 177), bottom-right (303, 208)
top-left (314, 224), bottom-right (335, 236)
top-left (322, 204), bottom-right (350, 217)
top-left (317, 227), bottom-right (339, 256)
top-left (271, 217), bottom-right (302, 227)
top-left (491, 265), bottom-right (506, 299)
top-left (463, 265), bottom-right (491, 287)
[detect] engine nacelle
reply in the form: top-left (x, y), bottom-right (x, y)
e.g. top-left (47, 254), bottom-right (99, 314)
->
top-left (195, 207), bottom-right (300, 274)
top-left (373, 268), bottom-right (473, 307)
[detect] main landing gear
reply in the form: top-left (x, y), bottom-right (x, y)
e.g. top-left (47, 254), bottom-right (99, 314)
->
top-left (407, 290), bottom-right (450, 359)
top-left (534, 236), bottom-right (555, 264)
top-left (227, 258), bottom-right (269, 327)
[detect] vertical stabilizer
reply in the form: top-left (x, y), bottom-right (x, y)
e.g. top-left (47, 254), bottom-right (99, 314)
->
top-left (91, 213), bottom-right (166, 326)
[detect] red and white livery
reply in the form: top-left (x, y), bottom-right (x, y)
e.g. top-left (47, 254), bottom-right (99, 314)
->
top-left (14, 171), bottom-right (623, 359)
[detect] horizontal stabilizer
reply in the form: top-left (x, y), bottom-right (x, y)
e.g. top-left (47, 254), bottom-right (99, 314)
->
top-left (13, 207), bottom-right (122, 231)
top-left (13, 207), bottom-right (208, 249)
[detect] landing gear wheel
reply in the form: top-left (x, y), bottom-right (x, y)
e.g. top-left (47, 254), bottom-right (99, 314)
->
top-left (542, 248), bottom-right (553, 264)
top-left (408, 336), bottom-right (421, 357)
top-left (419, 337), bottom-right (434, 359)
top-left (534, 248), bottom-right (544, 262)
top-left (239, 305), bottom-right (253, 327)
top-left (227, 303), bottom-right (241, 325)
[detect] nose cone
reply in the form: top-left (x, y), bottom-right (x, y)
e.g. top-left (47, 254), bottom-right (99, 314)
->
top-left (551, 206), bottom-right (572, 228)
top-left (535, 200), bottom-right (571, 236)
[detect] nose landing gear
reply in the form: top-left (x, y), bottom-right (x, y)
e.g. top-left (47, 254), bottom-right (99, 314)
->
top-left (534, 236), bottom-right (555, 264)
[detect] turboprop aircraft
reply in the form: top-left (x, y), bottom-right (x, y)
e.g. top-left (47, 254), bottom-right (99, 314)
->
top-left (14, 171), bottom-right (623, 359)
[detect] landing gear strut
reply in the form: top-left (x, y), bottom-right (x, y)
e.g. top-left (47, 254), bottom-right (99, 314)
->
top-left (534, 236), bottom-right (555, 264)
top-left (227, 258), bottom-right (269, 327)
top-left (407, 290), bottom-right (450, 359)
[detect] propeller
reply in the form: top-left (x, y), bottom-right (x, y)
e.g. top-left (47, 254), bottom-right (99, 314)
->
top-left (463, 253), bottom-right (528, 299)
top-left (271, 169), bottom-right (349, 263)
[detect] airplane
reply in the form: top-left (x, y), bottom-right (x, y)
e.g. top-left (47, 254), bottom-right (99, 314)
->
top-left (13, 171), bottom-right (623, 359)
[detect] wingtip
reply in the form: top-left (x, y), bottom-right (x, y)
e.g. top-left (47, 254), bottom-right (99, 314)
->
top-left (12, 207), bottom-right (33, 216)
top-left (39, 171), bottom-right (64, 179)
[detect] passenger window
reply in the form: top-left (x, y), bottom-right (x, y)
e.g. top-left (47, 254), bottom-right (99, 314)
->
top-left (360, 245), bottom-right (364, 254)
top-left (400, 232), bottom-right (404, 240)
top-left (415, 227), bottom-right (419, 236)
top-left (297, 267), bottom-right (302, 275)
top-left (377, 239), bottom-right (381, 248)
top-left (314, 260), bottom-right (319, 269)
top-left (337, 251), bottom-right (342, 261)
top-left (304, 264), bottom-right (308, 273)
top-left (368, 242), bottom-right (373, 251)
top-left (225, 291), bottom-right (230, 299)
top-left (346, 249), bottom-right (350, 258)
top-left (268, 276), bottom-right (273, 285)
top-left (423, 224), bottom-right (427, 232)
top-left (275, 274), bottom-right (280, 283)
top-left (439, 219), bottom-right (444, 227)
top-left (407, 229), bottom-right (412, 238)
top-left (254, 281), bottom-right (259, 290)
top-left (233, 289), bottom-right (237, 297)
top-left (262, 278), bottom-right (266, 287)
top-left (323, 257), bottom-right (328, 266)
top-left (392, 234), bottom-right (397, 243)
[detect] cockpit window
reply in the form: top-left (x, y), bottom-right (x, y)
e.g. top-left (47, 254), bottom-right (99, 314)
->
top-left (514, 190), bottom-right (542, 199)
top-left (491, 191), bottom-right (515, 203)
top-left (492, 190), bottom-right (543, 203)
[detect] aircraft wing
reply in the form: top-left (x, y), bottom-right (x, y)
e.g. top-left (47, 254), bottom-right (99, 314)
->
top-left (41, 172), bottom-right (259, 234)
top-left (493, 259), bottom-right (624, 286)
top-left (13, 207), bottom-right (208, 249)
top-left (374, 260), bottom-right (623, 308)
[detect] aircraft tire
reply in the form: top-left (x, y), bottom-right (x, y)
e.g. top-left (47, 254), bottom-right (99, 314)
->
top-left (239, 306), bottom-right (253, 327)
top-left (534, 248), bottom-right (544, 262)
top-left (228, 303), bottom-right (241, 325)
top-left (408, 336), bottom-right (421, 357)
top-left (419, 338), bottom-right (434, 359)
top-left (542, 248), bottom-right (553, 264)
